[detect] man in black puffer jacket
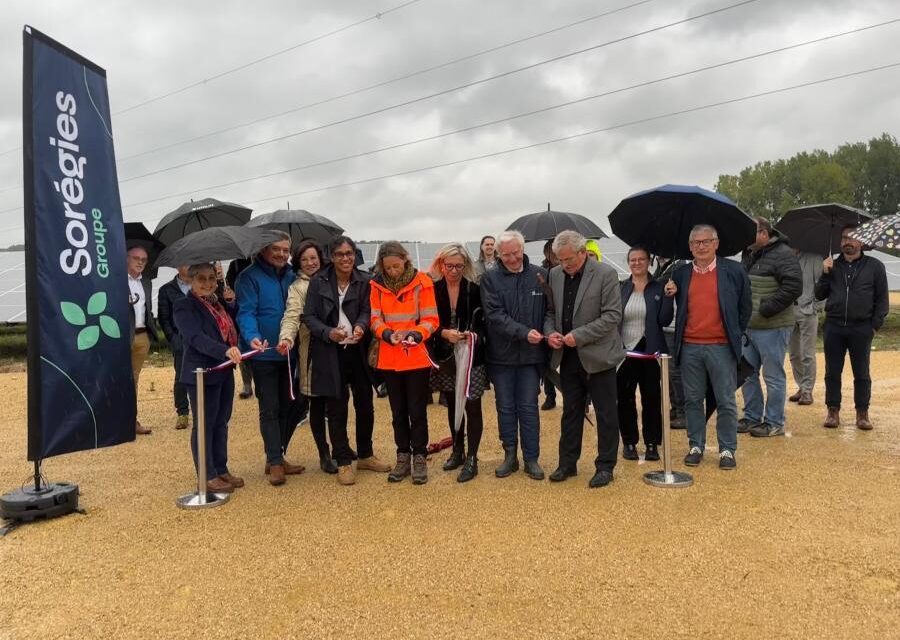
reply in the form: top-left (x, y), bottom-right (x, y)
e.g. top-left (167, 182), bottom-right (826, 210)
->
top-left (739, 218), bottom-right (802, 438)
top-left (815, 224), bottom-right (889, 431)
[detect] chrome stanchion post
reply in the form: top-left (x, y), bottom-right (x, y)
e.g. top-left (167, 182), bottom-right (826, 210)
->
top-left (644, 354), bottom-right (693, 488)
top-left (176, 368), bottom-right (230, 509)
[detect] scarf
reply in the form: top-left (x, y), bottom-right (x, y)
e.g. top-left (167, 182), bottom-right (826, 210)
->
top-left (195, 292), bottom-right (238, 347)
top-left (382, 262), bottom-right (416, 294)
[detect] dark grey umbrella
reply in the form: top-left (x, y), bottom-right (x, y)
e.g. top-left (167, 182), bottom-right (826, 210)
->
top-left (124, 222), bottom-right (165, 278)
top-left (245, 209), bottom-right (343, 247)
top-left (775, 203), bottom-right (871, 257)
top-left (154, 226), bottom-right (285, 269)
top-left (507, 204), bottom-right (607, 242)
top-left (153, 198), bottom-right (252, 246)
top-left (848, 212), bottom-right (900, 256)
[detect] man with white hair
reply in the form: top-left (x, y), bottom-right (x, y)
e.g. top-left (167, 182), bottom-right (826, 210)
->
top-left (480, 230), bottom-right (548, 480)
top-left (544, 230), bottom-right (624, 488)
top-left (127, 244), bottom-right (160, 435)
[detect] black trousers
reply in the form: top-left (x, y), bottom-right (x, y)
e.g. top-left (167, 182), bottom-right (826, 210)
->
top-left (250, 359), bottom-right (298, 464)
top-left (447, 396), bottom-right (484, 456)
top-left (616, 356), bottom-right (662, 446)
top-left (172, 347), bottom-right (189, 416)
top-left (326, 346), bottom-right (375, 466)
top-left (559, 349), bottom-right (619, 472)
top-left (824, 321), bottom-right (873, 410)
top-left (383, 368), bottom-right (431, 456)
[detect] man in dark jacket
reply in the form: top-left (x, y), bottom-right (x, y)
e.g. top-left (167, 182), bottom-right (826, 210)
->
top-left (480, 230), bottom-right (548, 480)
top-left (814, 225), bottom-right (889, 430)
top-left (157, 265), bottom-right (193, 430)
top-left (739, 218), bottom-right (802, 438)
top-left (668, 224), bottom-right (751, 470)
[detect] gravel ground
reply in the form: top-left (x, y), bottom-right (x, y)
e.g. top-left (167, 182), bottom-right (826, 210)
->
top-left (0, 352), bottom-right (897, 639)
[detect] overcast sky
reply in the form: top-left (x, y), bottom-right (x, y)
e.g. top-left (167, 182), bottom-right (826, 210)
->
top-left (0, 0), bottom-right (897, 247)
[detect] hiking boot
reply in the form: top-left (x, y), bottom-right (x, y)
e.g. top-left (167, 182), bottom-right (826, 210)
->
top-left (683, 446), bottom-right (703, 466)
top-left (411, 454), bottom-right (428, 485)
top-left (457, 455), bottom-right (478, 483)
top-left (644, 444), bottom-right (660, 461)
top-left (442, 445), bottom-right (465, 471)
top-left (823, 407), bottom-right (840, 429)
top-left (719, 450), bottom-right (736, 470)
top-left (337, 465), bottom-right (355, 486)
top-left (175, 414), bottom-right (190, 430)
top-left (788, 390), bottom-right (802, 402)
top-left (798, 391), bottom-right (813, 406)
top-left (388, 453), bottom-right (411, 483)
top-left (357, 455), bottom-right (391, 472)
top-left (856, 410), bottom-right (873, 431)
top-left (737, 417), bottom-right (758, 434)
top-left (523, 460), bottom-right (545, 481)
top-left (495, 445), bottom-right (520, 478)
top-left (749, 422), bottom-right (785, 438)
top-left (622, 444), bottom-right (639, 460)
top-left (540, 397), bottom-right (556, 411)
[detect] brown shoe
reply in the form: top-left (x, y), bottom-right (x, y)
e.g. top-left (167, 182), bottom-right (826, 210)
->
top-left (283, 460), bottom-right (306, 475)
top-left (135, 420), bottom-right (152, 435)
top-left (337, 465), bottom-right (356, 486)
top-left (788, 390), bottom-right (802, 402)
top-left (206, 477), bottom-right (234, 493)
top-left (268, 464), bottom-right (286, 486)
top-left (798, 391), bottom-right (813, 406)
top-left (823, 407), bottom-right (840, 429)
top-left (219, 473), bottom-right (244, 488)
top-left (411, 454), bottom-right (428, 485)
top-left (357, 455), bottom-right (391, 473)
top-left (175, 415), bottom-right (190, 430)
top-left (856, 410), bottom-right (873, 431)
top-left (388, 453), bottom-right (412, 483)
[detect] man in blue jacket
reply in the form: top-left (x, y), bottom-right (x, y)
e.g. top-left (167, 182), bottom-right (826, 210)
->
top-left (480, 230), bottom-right (548, 480)
top-left (236, 232), bottom-right (305, 486)
top-left (667, 224), bottom-right (751, 470)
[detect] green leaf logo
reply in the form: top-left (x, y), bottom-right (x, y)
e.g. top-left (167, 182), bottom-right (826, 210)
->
top-left (61, 294), bottom-right (122, 350)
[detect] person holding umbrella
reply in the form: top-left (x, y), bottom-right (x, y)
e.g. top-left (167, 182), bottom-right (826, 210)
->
top-left (472, 235), bottom-right (497, 283)
top-left (235, 231), bottom-right (305, 486)
top-left (815, 225), bottom-right (889, 430)
top-left (428, 243), bottom-right (488, 483)
top-left (173, 263), bottom-right (244, 494)
top-left (370, 241), bottom-right (439, 485)
top-left (303, 236), bottom-right (391, 485)
top-left (277, 240), bottom-right (336, 474)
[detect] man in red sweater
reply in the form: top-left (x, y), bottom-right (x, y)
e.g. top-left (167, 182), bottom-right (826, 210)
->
top-left (667, 225), bottom-right (751, 470)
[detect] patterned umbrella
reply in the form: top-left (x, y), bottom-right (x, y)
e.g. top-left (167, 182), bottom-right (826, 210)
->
top-left (848, 212), bottom-right (900, 256)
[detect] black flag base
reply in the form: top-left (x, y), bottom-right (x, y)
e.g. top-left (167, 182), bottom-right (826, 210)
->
top-left (0, 481), bottom-right (80, 535)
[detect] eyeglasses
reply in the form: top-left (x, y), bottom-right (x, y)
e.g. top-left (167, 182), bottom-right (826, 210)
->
top-left (332, 250), bottom-right (355, 259)
top-left (443, 263), bottom-right (465, 271)
top-left (128, 255), bottom-right (148, 263)
top-left (689, 238), bottom-right (717, 247)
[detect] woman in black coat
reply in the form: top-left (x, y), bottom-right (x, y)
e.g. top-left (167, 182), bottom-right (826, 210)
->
top-left (617, 246), bottom-right (675, 462)
top-left (173, 263), bottom-right (243, 493)
top-left (428, 243), bottom-right (488, 482)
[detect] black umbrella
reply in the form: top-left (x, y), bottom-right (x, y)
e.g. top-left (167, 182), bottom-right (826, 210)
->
top-left (245, 209), bottom-right (343, 248)
top-left (154, 226), bottom-right (285, 269)
top-left (506, 204), bottom-right (607, 242)
top-left (775, 203), bottom-right (871, 257)
top-left (609, 184), bottom-right (755, 259)
top-left (848, 212), bottom-right (900, 256)
top-left (153, 198), bottom-right (252, 246)
top-left (124, 222), bottom-right (165, 279)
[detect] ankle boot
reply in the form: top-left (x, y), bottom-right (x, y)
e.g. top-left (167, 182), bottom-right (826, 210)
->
top-left (457, 455), bottom-right (478, 483)
top-left (411, 454), bottom-right (428, 485)
top-left (856, 409), bottom-right (873, 430)
top-left (442, 444), bottom-right (465, 471)
top-left (319, 454), bottom-right (338, 474)
top-left (388, 453), bottom-right (411, 483)
top-left (823, 407), bottom-right (840, 429)
top-left (495, 445), bottom-right (519, 478)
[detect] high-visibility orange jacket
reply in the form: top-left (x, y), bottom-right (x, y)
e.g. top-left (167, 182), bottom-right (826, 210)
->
top-left (370, 271), bottom-right (439, 371)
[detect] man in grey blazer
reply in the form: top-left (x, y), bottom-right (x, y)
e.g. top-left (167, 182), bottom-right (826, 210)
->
top-left (544, 230), bottom-right (624, 488)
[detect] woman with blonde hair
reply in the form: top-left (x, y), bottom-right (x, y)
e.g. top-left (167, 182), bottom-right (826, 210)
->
top-left (428, 243), bottom-right (488, 482)
top-left (370, 241), bottom-right (439, 485)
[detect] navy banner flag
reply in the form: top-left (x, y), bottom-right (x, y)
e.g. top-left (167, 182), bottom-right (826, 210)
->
top-left (23, 26), bottom-right (135, 460)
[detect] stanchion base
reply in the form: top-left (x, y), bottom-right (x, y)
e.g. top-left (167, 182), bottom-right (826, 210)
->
top-left (643, 470), bottom-right (694, 488)
top-left (1, 482), bottom-right (79, 521)
top-left (175, 491), bottom-right (230, 510)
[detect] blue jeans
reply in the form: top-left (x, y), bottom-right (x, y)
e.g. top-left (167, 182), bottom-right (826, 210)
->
top-left (741, 327), bottom-right (792, 427)
top-left (489, 363), bottom-right (541, 461)
top-left (681, 343), bottom-right (738, 454)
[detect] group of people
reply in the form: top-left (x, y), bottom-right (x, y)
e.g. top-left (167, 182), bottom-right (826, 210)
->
top-left (124, 216), bottom-right (889, 494)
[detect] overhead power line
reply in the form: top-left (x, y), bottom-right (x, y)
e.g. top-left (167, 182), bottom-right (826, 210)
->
top-left (117, 0), bottom-right (764, 184)
top-left (117, 0), bottom-right (660, 162)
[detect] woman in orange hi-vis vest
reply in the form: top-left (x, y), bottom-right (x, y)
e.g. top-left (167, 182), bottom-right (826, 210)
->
top-left (370, 241), bottom-right (439, 485)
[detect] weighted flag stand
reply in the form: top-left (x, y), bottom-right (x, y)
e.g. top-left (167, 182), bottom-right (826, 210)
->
top-left (642, 354), bottom-right (693, 488)
top-left (176, 368), bottom-right (230, 509)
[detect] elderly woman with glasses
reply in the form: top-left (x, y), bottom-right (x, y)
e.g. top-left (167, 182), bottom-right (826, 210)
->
top-left (428, 243), bottom-right (488, 482)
